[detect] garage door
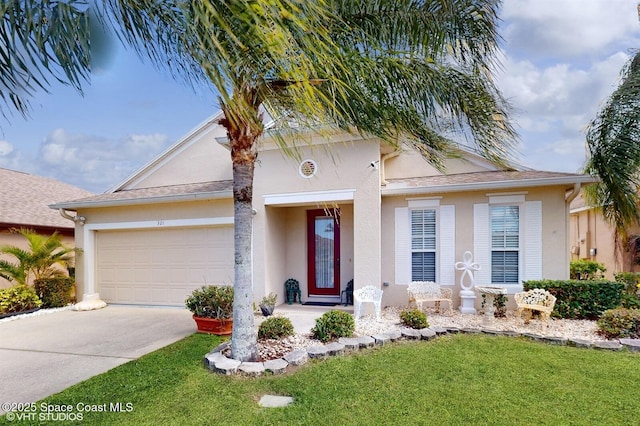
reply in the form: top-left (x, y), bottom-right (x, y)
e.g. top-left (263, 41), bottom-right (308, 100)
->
top-left (96, 226), bottom-right (234, 306)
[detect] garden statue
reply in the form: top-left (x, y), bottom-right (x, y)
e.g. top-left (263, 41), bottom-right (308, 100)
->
top-left (455, 251), bottom-right (480, 314)
top-left (285, 278), bottom-right (302, 304)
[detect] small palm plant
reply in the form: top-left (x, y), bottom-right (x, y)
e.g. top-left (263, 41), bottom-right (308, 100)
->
top-left (0, 228), bottom-right (78, 286)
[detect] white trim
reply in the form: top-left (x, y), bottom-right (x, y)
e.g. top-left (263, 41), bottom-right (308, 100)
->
top-left (82, 217), bottom-right (234, 297)
top-left (473, 203), bottom-right (491, 285)
top-left (489, 194), bottom-right (525, 204)
top-left (264, 189), bottom-right (355, 206)
top-left (298, 159), bottom-right (318, 178)
top-left (439, 205), bottom-right (455, 285)
top-left (394, 207), bottom-right (411, 285)
top-left (486, 191), bottom-right (528, 197)
top-left (408, 199), bottom-right (441, 208)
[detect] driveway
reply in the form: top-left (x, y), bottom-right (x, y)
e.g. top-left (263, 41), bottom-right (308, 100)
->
top-left (0, 306), bottom-right (194, 413)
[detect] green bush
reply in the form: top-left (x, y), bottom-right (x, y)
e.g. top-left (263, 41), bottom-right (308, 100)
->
top-left (34, 277), bottom-right (75, 308)
top-left (481, 294), bottom-right (507, 318)
top-left (258, 316), bottom-right (295, 340)
top-left (570, 259), bottom-right (606, 280)
top-left (400, 309), bottom-right (429, 329)
top-left (523, 279), bottom-right (624, 320)
top-left (596, 308), bottom-right (640, 339)
top-left (613, 272), bottom-right (640, 308)
top-left (0, 285), bottom-right (42, 315)
top-left (311, 309), bottom-right (355, 342)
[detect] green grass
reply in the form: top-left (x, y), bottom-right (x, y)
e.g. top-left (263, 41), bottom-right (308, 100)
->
top-left (2, 334), bottom-right (639, 425)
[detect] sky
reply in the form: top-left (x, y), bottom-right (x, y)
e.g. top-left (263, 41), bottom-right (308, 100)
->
top-left (0, 0), bottom-right (639, 194)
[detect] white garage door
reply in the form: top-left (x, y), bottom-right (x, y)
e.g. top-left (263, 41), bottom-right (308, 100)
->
top-left (96, 226), bottom-right (234, 306)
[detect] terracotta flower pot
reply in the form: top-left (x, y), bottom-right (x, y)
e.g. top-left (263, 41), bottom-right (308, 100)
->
top-left (193, 315), bottom-right (233, 335)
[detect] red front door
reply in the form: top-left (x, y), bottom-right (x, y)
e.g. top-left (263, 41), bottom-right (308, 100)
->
top-left (307, 208), bottom-right (341, 296)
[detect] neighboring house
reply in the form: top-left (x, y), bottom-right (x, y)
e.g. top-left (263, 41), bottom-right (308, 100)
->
top-left (51, 114), bottom-right (595, 310)
top-left (569, 191), bottom-right (639, 280)
top-left (0, 168), bottom-right (94, 288)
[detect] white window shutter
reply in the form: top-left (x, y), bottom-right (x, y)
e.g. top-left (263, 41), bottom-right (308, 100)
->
top-left (524, 201), bottom-right (542, 280)
top-left (439, 205), bottom-right (455, 285)
top-left (395, 207), bottom-right (411, 284)
top-left (474, 203), bottom-right (491, 285)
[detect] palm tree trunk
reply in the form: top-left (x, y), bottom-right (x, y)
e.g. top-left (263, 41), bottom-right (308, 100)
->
top-left (230, 157), bottom-right (258, 361)
top-left (222, 103), bottom-right (263, 362)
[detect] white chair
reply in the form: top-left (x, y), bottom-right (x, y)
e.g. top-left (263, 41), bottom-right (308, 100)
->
top-left (354, 285), bottom-right (383, 322)
top-left (407, 281), bottom-right (453, 315)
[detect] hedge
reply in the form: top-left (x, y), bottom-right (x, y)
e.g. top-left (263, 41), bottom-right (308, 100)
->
top-left (34, 276), bottom-right (75, 308)
top-left (523, 279), bottom-right (624, 320)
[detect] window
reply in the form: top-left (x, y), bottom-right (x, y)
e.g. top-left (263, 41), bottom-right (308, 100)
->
top-left (490, 205), bottom-right (519, 284)
top-left (411, 209), bottom-right (436, 281)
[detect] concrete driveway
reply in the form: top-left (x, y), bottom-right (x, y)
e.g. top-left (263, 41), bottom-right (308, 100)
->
top-left (0, 306), bottom-right (195, 413)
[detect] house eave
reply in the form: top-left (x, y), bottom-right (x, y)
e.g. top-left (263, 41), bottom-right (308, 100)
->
top-left (49, 190), bottom-right (233, 211)
top-left (381, 176), bottom-right (597, 196)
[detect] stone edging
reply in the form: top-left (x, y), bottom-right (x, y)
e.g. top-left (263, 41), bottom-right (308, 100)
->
top-left (203, 326), bottom-right (640, 376)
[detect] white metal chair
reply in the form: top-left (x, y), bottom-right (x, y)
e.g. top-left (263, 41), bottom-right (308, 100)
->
top-left (354, 285), bottom-right (383, 322)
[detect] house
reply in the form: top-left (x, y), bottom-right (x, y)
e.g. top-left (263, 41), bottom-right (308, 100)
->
top-left (0, 167), bottom-right (93, 288)
top-left (51, 113), bottom-right (596, 310)
top-left (569, 191), bottom-right (640, 280)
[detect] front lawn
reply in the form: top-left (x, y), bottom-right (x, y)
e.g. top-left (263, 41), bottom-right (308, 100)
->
top-left (2, 333), bottom-right (638, 425)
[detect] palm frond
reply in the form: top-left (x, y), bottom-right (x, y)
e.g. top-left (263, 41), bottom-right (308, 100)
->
top-left (584, 50), bottom-right (640, 234)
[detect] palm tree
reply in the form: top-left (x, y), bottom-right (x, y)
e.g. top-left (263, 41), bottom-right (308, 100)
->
top-left (0, 228), bottom-right (77, 286)
top-left (0, 0), bottom-right (91, 121)
top-left (584, 50), bottom-right (640, 245)
top-left (101, 0), bottom-right (516, 361)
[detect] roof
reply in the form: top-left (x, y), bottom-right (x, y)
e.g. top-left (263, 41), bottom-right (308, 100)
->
top-left (50, 180), bottom-right (233, 210)
top-left (382, 170), bottom-right (596, 196)
top-left (0, 168), bottom-right (94, 228)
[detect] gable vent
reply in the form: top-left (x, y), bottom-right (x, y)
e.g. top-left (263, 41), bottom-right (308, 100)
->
top-left (299, 159), bottom-right (317, 178)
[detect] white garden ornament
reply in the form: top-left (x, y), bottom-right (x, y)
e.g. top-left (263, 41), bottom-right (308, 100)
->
top-left (455, 251), bottom-right (480, 314)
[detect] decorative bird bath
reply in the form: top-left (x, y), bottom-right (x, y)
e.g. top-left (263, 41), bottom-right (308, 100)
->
top-left (475, 285), bottom-right (507, 325)
top-left (455, 251), bottom-right (480, 314)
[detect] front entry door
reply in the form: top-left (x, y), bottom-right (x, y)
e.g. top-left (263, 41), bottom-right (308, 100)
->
top-left (307, 208), bottom-right (340, 296)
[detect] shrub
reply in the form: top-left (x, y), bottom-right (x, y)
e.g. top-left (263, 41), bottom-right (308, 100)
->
top-left (34, 277), bottom-right (75, 308)
top-left (0, 285), bottom-right (42, 315)
top-left (311, 309), bottom-right (355, 342)
top-left (523, 279), bottom-right (623, 320)
top-left (400, 309), bottom-right (429, 329)
top-left (258, 316), bottom-right (295, 340)
top-left (570, 259), bottom-right (606, 280)
top-left (596, 308), bottom-right (640, 339)
top-left (481, 294), bottom-right (507, 318)
top-left (613, 272), bottom-right (640, 308)
top-left (185, 285), bottom-right (234, 319)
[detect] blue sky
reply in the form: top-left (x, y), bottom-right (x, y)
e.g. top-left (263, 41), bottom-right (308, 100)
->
top-left (0, 0), bottom-right (639, 194)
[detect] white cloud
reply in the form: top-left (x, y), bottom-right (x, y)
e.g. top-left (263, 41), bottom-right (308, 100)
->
top-left (501, 0), bottom-right (640, 60)
top-left (34, 129), bottom-right (170, 193)
top-left (0, 140), bottom-right (14, 156)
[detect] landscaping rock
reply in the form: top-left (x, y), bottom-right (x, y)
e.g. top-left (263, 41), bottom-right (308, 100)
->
top-left (430, 326), bottom-right (448, 335)
top-left (480, 329), bottom-right (501, 336)
top-left (543, 336), bottom-right (567, 345)
top-left (372, 334), bottom-right (390, 345)
top-left (338, 337), bottom-right (360, 352)
top-left (420, 329), bottom-right (437, 340)
top-left (213, 357), bottom-right (241, 375)
top-left (325, 342), bottom-right (345, 356)
top-left (568, 339), bottom-right (593, 349)
top-left (211, 341), bottom-right (231, 353)
top-left (284, 350), bottom-right (308, 366)
top-left (619, 338), bottom-right (640, 352)
top-left (307, 345), bottom-right (328, 359)
top-left (401, 328), bottom-right (421, 340)
top-left (594, 341), bottom-right (623, 351)
top-left (239, 362), bottom-right (265, 377)
top-left (204, 351), bottom-right (227, 369)
top-left (263, 359), bottom-right (289, 375)
top-left (357, 336), bottom-right (375, 348)
top-left (385, 330), bottom-right (402, 341)
top-left (446, 327), bottom-right (460, 334)
top-left (460, 328), bottom-right (480, 334)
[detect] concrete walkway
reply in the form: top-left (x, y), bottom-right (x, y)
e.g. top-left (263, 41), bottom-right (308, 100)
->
top-left (0, 303), bottom-right (350, 414)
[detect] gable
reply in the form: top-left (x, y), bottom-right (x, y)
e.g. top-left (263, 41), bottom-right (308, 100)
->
top-left (111, 114), bottom-right (233, 191)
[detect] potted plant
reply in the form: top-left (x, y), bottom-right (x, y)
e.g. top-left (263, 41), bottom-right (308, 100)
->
top-left (185, 285), bottom-right (234, 335)
top-left (258, 292), bottom-right (277, 317)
